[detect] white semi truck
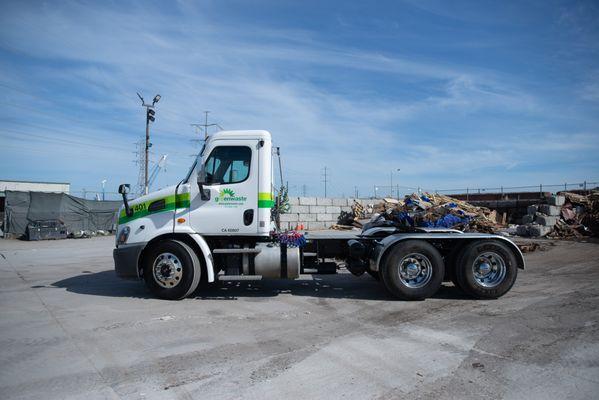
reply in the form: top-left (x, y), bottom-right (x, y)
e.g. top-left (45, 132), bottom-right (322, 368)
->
top-left (113, 130), bottom-right (524, 300)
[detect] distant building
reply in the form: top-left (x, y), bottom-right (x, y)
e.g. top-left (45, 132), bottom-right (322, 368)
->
top-left (0, 179), bottom-right (70, 194)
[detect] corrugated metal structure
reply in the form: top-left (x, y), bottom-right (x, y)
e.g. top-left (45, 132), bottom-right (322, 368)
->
top-left (2, 191), bottom-right (120, 238)
top-left (1, 180), bottom-right (72, 237)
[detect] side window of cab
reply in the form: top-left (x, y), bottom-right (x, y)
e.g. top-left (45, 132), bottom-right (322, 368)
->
top-left (204, 146), bottom-right (251, 185)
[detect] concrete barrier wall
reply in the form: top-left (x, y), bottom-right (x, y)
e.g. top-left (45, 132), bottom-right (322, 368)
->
top-left (279, 197), bottom-right (375, 230)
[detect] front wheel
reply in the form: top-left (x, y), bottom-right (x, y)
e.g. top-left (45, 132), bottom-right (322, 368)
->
top-left (455, 240), bottom-right (518, 299)
top-left (143, 240), bottom-right (201, 300)
top-left (381, 241), bottom-right (445, 300)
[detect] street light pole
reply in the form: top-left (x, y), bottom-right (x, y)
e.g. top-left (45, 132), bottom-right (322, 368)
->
top-left (396, 168), bottom-right (400, 199)
top-left (145, 112), bottom-right (150, 194)
top-left (137, 92), bottom-right (161, 195)
top-left (390, 168), bottom-right (400, 199)
top-left (101, 179), bottom-right (107, 201)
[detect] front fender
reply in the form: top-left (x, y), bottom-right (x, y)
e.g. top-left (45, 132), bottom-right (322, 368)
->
top-left (187, 233), bottom-right (216, 283)
top-left (172, 226), bottom-right (216, 283)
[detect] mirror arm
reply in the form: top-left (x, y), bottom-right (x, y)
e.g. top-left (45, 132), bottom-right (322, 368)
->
top-left (199, 183), bottom-right (211, 200)
top-left (122, 192), bottom-right (134, 217)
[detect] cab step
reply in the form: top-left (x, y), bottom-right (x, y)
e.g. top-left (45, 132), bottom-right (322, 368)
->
top-left (213, 248), bottom-right (261, 254)
top-left (218, 275), bottom-right (263, 281)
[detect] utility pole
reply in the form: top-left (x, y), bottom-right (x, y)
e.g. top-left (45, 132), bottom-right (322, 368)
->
top-left (302, 184), bottom-right (307, 197)
top-left (137, 92), bottom-right (161, 195)
top-left (395, 168), bottom-right (400, 199)
top-left (390, 168), bottom-right (400, 198)
top-left (354, 186), bottom-right (359, 198)
top-left (322, 166), bottom-right (328, 197)
top-left (192, 111), bottom-right (223, 140)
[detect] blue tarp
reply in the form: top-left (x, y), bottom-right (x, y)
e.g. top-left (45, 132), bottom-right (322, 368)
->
top-left (421, 214), bottom-right (470, 228)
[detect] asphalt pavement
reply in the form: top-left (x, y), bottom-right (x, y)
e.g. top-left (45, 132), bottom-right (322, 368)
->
top-left (0, 236), bottom-right (598, 399)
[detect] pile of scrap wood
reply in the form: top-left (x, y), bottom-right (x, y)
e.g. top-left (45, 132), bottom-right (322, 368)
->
top-left (333, 193), bottom-right (502, 233)
top-left (548, 191), bottom-right (599, 238)
top-left (397, 193), bottom-right (501, 233)
top-left (330, 201), bottom-right (368, 230)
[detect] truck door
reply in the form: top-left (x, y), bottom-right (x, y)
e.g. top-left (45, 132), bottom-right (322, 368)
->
top-left (189, 139), bottom-right (258, 235)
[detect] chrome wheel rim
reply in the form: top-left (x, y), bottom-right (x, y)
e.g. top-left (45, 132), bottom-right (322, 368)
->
top-left (153, 252), bottom-right (183, 289)
top-left (398, 253), bottom-right (433, 288)
top-left (472, 251), bottom-right (506, 288)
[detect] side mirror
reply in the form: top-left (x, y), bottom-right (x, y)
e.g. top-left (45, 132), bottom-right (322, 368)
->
top-left (118, 184), bottom-right (130, 195)
top-left (196, 172), bottom-right (211, 201)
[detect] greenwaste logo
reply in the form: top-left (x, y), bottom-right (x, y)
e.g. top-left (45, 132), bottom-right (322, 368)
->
top-left (214, 188), bottom-right (247, 207)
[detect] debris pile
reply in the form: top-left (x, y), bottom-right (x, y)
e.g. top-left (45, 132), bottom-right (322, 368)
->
top-left (334, 193), bottom-right (502, 233)
top-left (397, 193), bottom-right (500, 233)
top-left (547, 191), bottom-right (599, 239)
top-left (69, 230), bottom-right (112, 239)
top-left (331, 201), bottom-right (368, 230)
top-left (515, 191), bottom-right (599, 239)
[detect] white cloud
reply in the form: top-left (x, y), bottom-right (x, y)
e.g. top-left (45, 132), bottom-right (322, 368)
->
top-left (0, 1), bottom-right (597, 196)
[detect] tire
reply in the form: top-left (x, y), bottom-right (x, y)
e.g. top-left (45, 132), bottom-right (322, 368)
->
top-left (143, 240), bottom-right (201, 300)
top-left (366, 269), bottom-right (381, 281)
top-left (455, 240), bottom-right (518, 299)
top-left (380, 240), bottom-right (445, 300)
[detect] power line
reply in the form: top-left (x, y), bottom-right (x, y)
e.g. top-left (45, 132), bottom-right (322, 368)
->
top-left (0, 103), bottom-right (195, 143)
top-left (191, 111), bottom-right (223, 141)
top-left (0, 128), bottom-right (130, 152)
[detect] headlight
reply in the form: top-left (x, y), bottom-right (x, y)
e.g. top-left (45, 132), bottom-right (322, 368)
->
top-left (117, 226), bottom-right (130, 245)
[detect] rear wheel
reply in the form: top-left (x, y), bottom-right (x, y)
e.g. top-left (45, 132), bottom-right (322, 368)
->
top-left (455, 240), bottom-right (518, 299)
top-left (143, 240), bottom-right (201, 300)
top-left (381, 241), bottom-right (444, 300)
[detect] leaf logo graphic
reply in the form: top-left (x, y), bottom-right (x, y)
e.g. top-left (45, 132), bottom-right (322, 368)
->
top-left (221, 188), bottom-right (235, 197)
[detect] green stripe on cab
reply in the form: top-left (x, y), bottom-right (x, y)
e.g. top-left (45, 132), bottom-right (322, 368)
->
top-left (118, 192), bottom-right (190, 224)
top-left (258, 192), bottom-right (274, 208)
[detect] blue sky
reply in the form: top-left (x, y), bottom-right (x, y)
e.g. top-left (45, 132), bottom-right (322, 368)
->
top-left (1, 0), bottom-right (598, 199)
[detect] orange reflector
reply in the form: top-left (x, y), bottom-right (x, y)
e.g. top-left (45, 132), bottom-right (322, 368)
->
top-left (177, 218), bottom-right (186, 224)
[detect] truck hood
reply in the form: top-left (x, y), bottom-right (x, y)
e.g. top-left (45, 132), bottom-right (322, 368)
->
top-left (117, 184), bottom-right (190, 224)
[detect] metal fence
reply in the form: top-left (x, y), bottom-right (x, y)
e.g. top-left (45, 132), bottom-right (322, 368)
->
top-left (372, 181), bottom-right (599, 199)
top-left (70, 190), bottom-right (122, 201)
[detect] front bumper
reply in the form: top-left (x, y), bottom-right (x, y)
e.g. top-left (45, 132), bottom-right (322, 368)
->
top-left (113, 242), bottom-right (146, 279)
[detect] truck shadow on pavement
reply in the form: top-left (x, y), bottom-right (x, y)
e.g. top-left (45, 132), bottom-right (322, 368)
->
top-left (51, 270), bottom-right (472, 301)
top-left (52, 270), bottom-right (155, 299)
